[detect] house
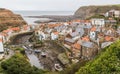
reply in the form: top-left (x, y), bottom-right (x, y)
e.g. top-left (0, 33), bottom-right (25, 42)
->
top-left (51, 31), bottom-right (59, 40)
top-left (79, 36), bottom-right (98, 59)
top-left (105, 19), bottom-right (117, 27)
top-left (63, 22), bottom-right (69, 26)
top-left (60, 28), bottom-right (72, 35)
top-left (45, 28), bottom-right (52, 34)
top-left (117, 27), bottom-right (120, 36)
top-left (101, 42), bottom-right (113, 48)
top-left (64, 38), bottom-right (75, 49)
top-left (89, 27), bottom-right (98, 41)
top-left (105, 9), bottom-right (120, 18)
top-left (48, 23), bottom-right (62, 29)
top-left (81, 36), bottom-right (90, 42)
top-left (83, 20), bottom-right (92, 29)
top-left (72, 43), bottom-right (81, 57)
top-left (3, 29), bottom-right (13, 36)
top-left (69, 32), bottom-right (80, 40)
top-left (72, 19), bottom-right (81, 25)
top-left (104, 28), bottom-right (115, 37)
top-left (0, 33), bottom-right (7, 43)
top-left (11, 27), bottom-right (20, 32)
top-left (91, 18), bottom-right (105, 27)
top-left (2, 29), bottom-right (13, 42)
top-left (29, 25), bottom-right (35, 30)
top-left (75, 27), bottom-right (84, 37)
top-left (66, 28), bottom-right (73, 33)
top-left (0, 35), bottom-right (4, 59)
top-left (35, 30), bottom-right (47, 41)
top-left (81, 41), bottom-right (98, 60)
top-left (22, 25), bottom-right (30, 32)
top-left (104, 36), bottom-right (113, 42)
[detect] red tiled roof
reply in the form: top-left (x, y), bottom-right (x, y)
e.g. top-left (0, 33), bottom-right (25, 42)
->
top-left (82, 36), bottom-right (90, 42)
top-left (53, 32), bottom-right (59, 35)
top-left (0, 33), bottom-right (7, 36)
top-left (48, 24), bottom-right (62, 28)
top-left (90, 27), bottom-right (96, 31)
top-left (105, 36), bottom-right (112, 41)
top-left (72, 19), bottom-right (81, 22)
top-left (0, 38), bottom-right (2, 42)
top-left (3, 29), bottom-right (12, 33)
top-left (84, 20), bottom-right (91, 23)
top-left (67, 22), bottom-right (72, 25)
top-left (73, 43), bottom-right (81, 49)
top-left (11, 27), bottom-right (20, 31)
top-left (23, 25), bottom-right (29, 30)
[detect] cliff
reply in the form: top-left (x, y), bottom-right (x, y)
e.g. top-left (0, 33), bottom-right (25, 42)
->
top-left (0, 8), bottom-right (27, 31)
top-left (74, 5), bottom-right (120, 19)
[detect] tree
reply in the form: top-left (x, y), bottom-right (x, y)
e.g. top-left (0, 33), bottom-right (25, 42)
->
top-left (1, 53), bottom-right (46, 74)
top-left (76, 40), bottom-right (120, 74)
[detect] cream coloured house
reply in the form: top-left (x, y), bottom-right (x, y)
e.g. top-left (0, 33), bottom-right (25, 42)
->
top-left (91, 18), bottom-right (105, 27)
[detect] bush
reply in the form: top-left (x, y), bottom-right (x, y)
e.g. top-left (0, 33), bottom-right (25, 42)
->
top-left (1, 53), bottom-right (46, 74)
top-left (15, 48), bottom-right (25, 55)
top-left (76, 40), bottom-right (120, 74)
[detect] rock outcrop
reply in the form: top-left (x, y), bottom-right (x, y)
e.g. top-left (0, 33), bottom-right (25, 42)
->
top-left (0, 8), bottom-right (27, 31)
top-left (74, 5), bottom-right (120, 19)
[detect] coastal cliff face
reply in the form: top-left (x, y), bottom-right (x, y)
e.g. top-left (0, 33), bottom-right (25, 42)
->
top-left (74, 5), bottom-right (120, 19)
top-left (0, 8), bottom-right (27, 31)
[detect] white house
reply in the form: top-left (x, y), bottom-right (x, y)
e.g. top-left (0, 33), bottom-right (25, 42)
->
top-left (38, 31), bottom-right (47, 40)
top-left (2, 29), bottom-right (13, 42)
top-left (89, 27), bottom-right (97, 40)
top-left (51, 32), bottom-right (59, 40)
top-left (66, 28), bottom-right (72, 34)
top-left (0, 35), bottom-right (4, 59)
top-left (35, 30), bottom-right (47, 41)
top-left (105, 9), bottom-right (120, 18)
top-left (22, 25), bottom-right (30, 32)
top-left (69, 32), bottom-right (81, 40)
top-left (91, 18), bottom-right (105, 27)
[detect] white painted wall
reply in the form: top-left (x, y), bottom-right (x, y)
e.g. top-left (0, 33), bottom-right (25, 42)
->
top-left (91, 19), bottom-right (105, 27)
top-left (51, 33), bottom-right (58, 40)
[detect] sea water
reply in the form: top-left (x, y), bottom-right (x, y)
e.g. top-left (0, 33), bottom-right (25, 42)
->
top-left (13, 11), bottom-right (74, 24)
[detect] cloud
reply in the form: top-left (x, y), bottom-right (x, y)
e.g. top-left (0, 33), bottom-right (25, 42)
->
top-left (0, 0), bottom-right (120, 11)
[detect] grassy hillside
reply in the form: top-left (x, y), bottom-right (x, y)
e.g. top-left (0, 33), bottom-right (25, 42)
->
top-left (0, 8), bottom-right (27, 31)
top-left (76, 40), bottom-right (120, 74)
top-left (74, 4), bottom-right (120, 19)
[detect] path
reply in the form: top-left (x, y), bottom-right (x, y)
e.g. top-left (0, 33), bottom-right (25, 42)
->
top-left (25, 51), bottom-right (43, 69)
top-left (11, 33), bottom-right (43, 69)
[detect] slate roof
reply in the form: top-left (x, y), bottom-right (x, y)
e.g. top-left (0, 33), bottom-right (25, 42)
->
top-left (84, 24), bottom-right (92, 29)
top-left (105, 20), bottom-right (117, 23)
top-left (65, 38), bottom-right (75, 43)
top-left (75, 28), bottom-right (84, 37)
top-left (101, 42), bottom-right (113, 48)
top-left (69, 32), bottom-right (79, 38)
top-left (81, 41), bottom-right (93, 48)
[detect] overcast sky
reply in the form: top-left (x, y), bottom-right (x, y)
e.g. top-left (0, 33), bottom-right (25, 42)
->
top-left (0, 0), bottom-right (120, 11)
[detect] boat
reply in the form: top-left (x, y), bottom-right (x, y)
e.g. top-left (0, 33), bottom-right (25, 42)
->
top-left (54, 64), bottom-right (63, 71)
top-left (41, 52), bottom-right (46, 57)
